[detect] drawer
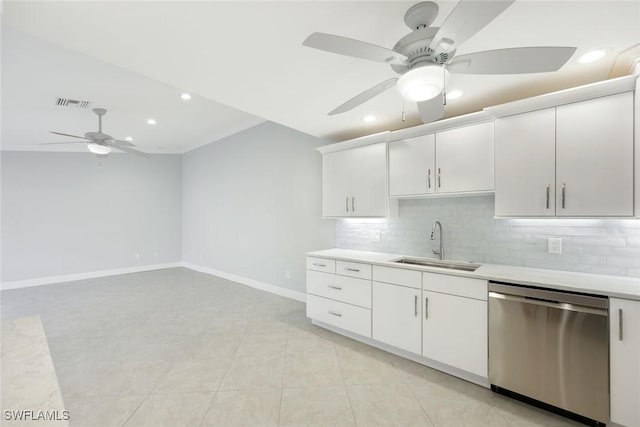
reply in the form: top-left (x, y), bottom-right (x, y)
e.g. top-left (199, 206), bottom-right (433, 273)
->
top-left (336, 260), bottom-right (372, 280)
top-left (307, 257), bottom-right (336, 273)
top-left (423, 272), bottom-right (487, 301)
top-left (306, 294), bottom-right (371, 337)
top-left (373, 265), bottom-right (421, 289)
top-left (307, 270), bottom-right (371, 308)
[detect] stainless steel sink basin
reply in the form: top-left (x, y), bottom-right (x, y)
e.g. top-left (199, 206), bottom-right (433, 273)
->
top-left (392, 258), bottom-right (481, 272)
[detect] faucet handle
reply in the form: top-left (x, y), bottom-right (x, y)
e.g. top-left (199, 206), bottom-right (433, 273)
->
top-left (429, 231), bottom-right (435, 240)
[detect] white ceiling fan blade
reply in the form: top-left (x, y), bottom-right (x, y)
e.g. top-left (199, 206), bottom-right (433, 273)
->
top-left (303, 32), bottom-right (408, 66)
top-left (417, 94), bottom-right (445, 124)
top-left (110, 139), bottom-right (136, 147)
top-left (329, 78), bottom-right (398, 115)
top-left (39, 141), bottom-right (87, 145)
top-left (49, 131), bottom-right (89, 140)
top-left (448, 46), bottom-right (577, 74)
top-left (111, 144), bottom-right (150, 158)
top-left (429, 1), bottom-right (514, 56)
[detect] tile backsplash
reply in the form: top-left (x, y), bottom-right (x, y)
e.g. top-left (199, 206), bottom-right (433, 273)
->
top-left (336, 196), bottom-right (640, 278)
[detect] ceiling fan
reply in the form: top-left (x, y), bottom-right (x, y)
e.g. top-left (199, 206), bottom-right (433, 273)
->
top-left (303, 0), bottom-right (577, 124)
top-left (40, 108), bottom-right (148, 156)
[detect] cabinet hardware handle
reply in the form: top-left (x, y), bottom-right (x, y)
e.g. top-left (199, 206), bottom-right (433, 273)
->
top-left (425, 297), bottom-right (429, 319)
top-left (561, 184), bottom-right (566, 209)
top-left (346, 197), bottom-right (349, 212)
top-left (312, 263), bottom-right (326, 267)
top-left (352, 196), bottom-right (355, 212)
top-left (328, 310), bottom-right (342, 317)
top-left (619, 308), bottom-right (624, 341)
top-left (545, 184), bottom-right (550, 209)
top-left (437, 168), bottom-right (441, 188)
top-left (427, 169), bottom-right (431, 189)
top-left (345, 268), bottom-right (360, 272)
top-left (414, 295), bottom-right (418, 317)
top-left (328, 285), bottom-right (342, 290)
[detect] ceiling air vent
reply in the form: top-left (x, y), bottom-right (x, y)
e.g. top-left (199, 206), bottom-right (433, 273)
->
top-left (56, 98), bottom-right (90, 108)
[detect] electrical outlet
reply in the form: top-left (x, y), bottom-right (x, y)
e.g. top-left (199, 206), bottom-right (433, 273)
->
top-left (548, 238), bottom-right (562, 255)
top-left (134, 252), bottom-right (141, 260)
top-left (370, 230), bottom-right (381, 242)
top-left (284, 269), bottom-right (291, 279)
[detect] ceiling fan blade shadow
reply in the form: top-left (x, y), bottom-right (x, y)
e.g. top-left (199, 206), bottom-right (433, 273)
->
top-left (303, 32), bottom-right (408, 66)
top-left (49, 131), bottom-right (89, 140)
top-left (111, 144), bottom-right (150, 158)
top-left (329, 78), bottom-right (398, 115)
top-left (447, 46), bottom-right (577, 74)
top-left (417, 94), bottom-right (445, 124)
top-left (39, 141), bottom-right (87, 145)
top-left (430, 0), bottom-right (514, 56)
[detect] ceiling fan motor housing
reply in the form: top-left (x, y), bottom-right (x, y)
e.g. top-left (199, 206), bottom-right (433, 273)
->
top-left (391, 27), bottom-right (455, 74)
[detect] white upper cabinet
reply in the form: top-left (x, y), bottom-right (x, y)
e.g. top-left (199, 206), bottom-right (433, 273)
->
top-left (556, 92), bottom-right (634, 217)
top-left (321, 142), bottom-right (388, 217)
top-left (389, 134), bottom-right (435, 196)
top-left (435, 122), bottom-right (494, 194)
top-left (495, 108), bottom-right (556, 217)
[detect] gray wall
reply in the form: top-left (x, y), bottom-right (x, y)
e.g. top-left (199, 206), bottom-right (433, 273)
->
top-left (337, 196), bottom-right (640, 278)
top-left (182, 122), bottom-right (335, 293)
top-left (1, 151), bottom-right (182, 282)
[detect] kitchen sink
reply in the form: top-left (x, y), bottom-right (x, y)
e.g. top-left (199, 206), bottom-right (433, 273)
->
top-left (392, 258), bottom-right (481, 272)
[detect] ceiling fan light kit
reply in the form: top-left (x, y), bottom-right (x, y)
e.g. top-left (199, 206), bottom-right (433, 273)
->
top-left (87, 143), bottom-right (111, 155)
top-left (397, 65), bottom-right (449, 102)
top-left (303, 0), bottom-right (577, 124)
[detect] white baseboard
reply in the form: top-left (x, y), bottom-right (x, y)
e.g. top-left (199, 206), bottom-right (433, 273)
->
top-left (182, 262), bottom-right (306, 303)
top-left (1, 262), bottom-right (183, 291)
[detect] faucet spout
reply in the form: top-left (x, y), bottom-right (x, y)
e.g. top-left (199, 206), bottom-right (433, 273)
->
top-left (431, 221), bottom-right (444, 260)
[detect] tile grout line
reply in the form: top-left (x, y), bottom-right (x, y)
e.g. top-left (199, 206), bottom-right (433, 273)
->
top-left (332, 335), bottom-right (358, 426)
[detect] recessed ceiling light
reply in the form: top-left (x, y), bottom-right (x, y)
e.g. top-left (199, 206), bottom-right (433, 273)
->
top-left (124, 136), bottom-right (134, 142)
top-left (578, 49), bottom-right (608, 64)
top-left (147, 119), bottom-right (157, 125)
top-left (363, 115), bottom-right (376, 123)
top-left (180, 93), bottom-right (191, 100)
top-left (447, 90), bottom-right (463, 100)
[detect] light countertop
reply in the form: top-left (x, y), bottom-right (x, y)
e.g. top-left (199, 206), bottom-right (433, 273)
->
top-left (307, 248), bottom-right (640, 301)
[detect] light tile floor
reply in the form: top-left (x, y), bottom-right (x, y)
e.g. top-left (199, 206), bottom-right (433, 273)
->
top-left (1, 268), bottom-right (583, 427)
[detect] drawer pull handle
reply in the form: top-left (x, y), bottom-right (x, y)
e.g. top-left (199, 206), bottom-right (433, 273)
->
top-left (328, 311), bottom-right (342, 317)
top-left (345, 268), bottom-right (360, 272)
top-left (328, 285), bottom-right (342, 290)
top-left (312, 263), bottom-right (326, 267)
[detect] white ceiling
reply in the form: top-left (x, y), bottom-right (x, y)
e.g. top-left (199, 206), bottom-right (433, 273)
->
top-left (1, 28), bottom-right (264, 153)
top-left (3, 1), bottom-right (640, 144)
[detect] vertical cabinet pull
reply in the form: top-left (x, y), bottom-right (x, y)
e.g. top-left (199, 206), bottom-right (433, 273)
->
top-left (437, 168), bottom-right (441, 188)
top-left (561, 184), bottom-right (566, 209)
top-left (545, 184), bottom-right (550, 209)
top-left (425, 297), bottom-right (429, 319)
top-left (351, 196), bottom-right (355, 212)
top-left (619, 308), bottom-right (624, 341)
top-left (346, 196), bottom-right (349, 212)
top-left (427, 169), bottom-right (431, 189)
top-left (414, 295), bottom-right (418, 317)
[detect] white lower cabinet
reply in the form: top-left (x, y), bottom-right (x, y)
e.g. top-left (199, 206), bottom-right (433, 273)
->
top-left (306, 294), bottom-right (371, 337)
top-left (372, 281), bottom-right (422, 354)
top-left (610, 298), bottom-right (640, 427)
top-left (422, 273), bottom-right (488, 378)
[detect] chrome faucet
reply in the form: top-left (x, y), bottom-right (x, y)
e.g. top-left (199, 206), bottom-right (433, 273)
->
top-left (430, 221), bottom-right (444, 260)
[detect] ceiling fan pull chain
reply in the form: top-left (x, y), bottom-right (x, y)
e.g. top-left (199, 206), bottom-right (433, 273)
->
top-left (401, 99), bottom-right (406, 122)
top-left (442, 65), bottom-right (447, 106)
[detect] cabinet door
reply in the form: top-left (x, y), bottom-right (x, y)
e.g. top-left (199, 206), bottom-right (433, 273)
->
top-left (389, 134), bottom-right (436, 196)
top-left (556, 92), bottom-right (634, 216)
top-left (372, 281), bottom-right (422, 354)
top-left (322, 150), bottom-right (352, 217)
top-left (610, 298), bottom-right (640, 427)
top-left (351, 143), bottom-right (387, 217)
top-left (422, 290), bottom-right (487, 377)
top-left (494, 108), bottom-right (556, 217)
top-left (435, 122), bottom-right (494, 194)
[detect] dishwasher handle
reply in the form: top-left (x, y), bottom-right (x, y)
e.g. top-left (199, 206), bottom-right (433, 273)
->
top-left (489, 291), bottom-right (608, 316)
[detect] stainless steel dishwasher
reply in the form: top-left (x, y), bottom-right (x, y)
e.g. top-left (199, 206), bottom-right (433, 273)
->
top-left (488, 282), bottom-right (609, 426)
